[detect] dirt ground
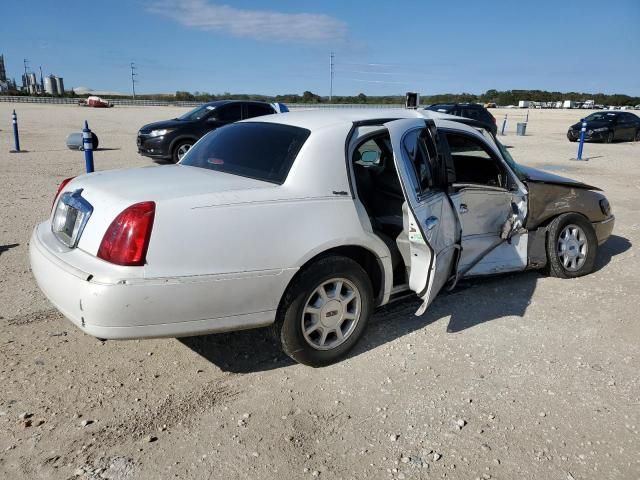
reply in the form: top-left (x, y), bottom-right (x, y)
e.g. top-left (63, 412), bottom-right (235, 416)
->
top-left (0, 104), bottom-right (638, 480)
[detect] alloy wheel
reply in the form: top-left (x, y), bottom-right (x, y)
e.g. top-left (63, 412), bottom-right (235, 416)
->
top-left (177, 143), bottom-right (192, 160)
top-left (557, 224), bottom-right (588, 272)
top-left (301, 278), bottom-right (361, 350)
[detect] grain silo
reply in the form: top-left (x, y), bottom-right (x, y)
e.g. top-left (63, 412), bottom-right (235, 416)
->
top-left (55, 76), bottom-right (64, 95)
top-left (44, 75), bottom-right (58, 95)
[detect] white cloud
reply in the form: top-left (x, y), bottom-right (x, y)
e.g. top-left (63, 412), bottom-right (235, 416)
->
top-left (147, 0), bottom-right (347, 43)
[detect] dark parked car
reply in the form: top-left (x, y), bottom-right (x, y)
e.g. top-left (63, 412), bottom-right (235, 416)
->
top-left (424, 103), bottom-right (497, 135)
top-left (137, 100), bottom-right (286, 162)
top-left (567, 111), bottom-right (640, 143)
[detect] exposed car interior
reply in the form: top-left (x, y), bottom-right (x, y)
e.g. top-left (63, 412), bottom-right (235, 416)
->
top-left (352, 133), bottom-right (408, 286)
top-left (444, 131), bottom-right (510, 189)
top-left (352, 127), bottom-right (518, 289)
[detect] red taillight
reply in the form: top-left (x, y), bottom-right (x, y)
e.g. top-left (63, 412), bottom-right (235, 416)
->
top-left (52, 177), bottom-right (76, 210)
top-left (97, 202), bottom-right (155, 266)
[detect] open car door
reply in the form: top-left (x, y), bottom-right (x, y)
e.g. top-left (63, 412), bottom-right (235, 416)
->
top-left (384, 118), bottom-right (460, 315)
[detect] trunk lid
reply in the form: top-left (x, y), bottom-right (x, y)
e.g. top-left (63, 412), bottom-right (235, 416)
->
top-left (54, 165), bottom-right (277, 255)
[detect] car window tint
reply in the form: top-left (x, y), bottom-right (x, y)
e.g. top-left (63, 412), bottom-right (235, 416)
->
top-left (462, 109), bottom-right (479, 120)
top-left (215, 104), bottom-right (242, 122)
top-left (180, 122), bottom-right (310, 184)
top-left (355, 139), bottom-right (383, 168)
top-left (402, 129), bottom-right (434, 192)
top-left (246, 104), bottom-right (275, 118)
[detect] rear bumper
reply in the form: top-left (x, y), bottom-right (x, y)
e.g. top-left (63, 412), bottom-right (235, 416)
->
top-left (593, 215), bottom-right (614, 245)
top-left (29, 223), bottom-right (290, 339)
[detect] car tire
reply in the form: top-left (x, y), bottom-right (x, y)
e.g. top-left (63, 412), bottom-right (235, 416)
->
top-left (273, 256), bottom-right (374, 367)
top-left (567, 132), bottom-right (577, 142)
top-left (545, 213), bottom-right (597, 279)
top-left (605, 131), bottom-right (614, 143)
top-left (172, 140), bottom-right (194, 163)
top-left (635, 129), bottom-right (640, 142)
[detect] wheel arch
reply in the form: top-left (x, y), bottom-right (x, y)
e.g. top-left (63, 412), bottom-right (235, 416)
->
top-left (169, 135), bottom-right (199, 156)
top-left (277, 245), bottom-right (387, 320)
top-left (528, 211), bottom-right (594, 270)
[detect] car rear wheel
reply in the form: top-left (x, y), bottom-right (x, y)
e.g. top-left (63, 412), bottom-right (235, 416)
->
top-left (274, 256), bottom-right (374, 367)
top-left (545, 213), bottom-right (597, 279)
top-left (172, 141), bottom-right (193, 163)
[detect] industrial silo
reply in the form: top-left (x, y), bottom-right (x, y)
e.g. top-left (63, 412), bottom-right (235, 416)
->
top-left (44, 75), bottom-right (58, 95)
top-left (55, 76), bottom-right (64, 95)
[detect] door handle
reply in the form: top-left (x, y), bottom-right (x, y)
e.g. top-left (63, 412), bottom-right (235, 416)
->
top-left (425, 216), bottom-right (439, 230)
top-left (459, 203), bottom-right (468, 214)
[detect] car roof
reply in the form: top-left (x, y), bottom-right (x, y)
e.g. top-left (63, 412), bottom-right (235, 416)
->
top-left (202, 99), bottom-right (272, 108)
top-left (426, 103), bottom-right (484, 109)
top-left (249, 108), bottom-right (467, 132)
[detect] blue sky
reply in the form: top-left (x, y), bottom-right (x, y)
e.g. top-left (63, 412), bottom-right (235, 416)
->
top-left (1, 0), bottom-right (639, 96)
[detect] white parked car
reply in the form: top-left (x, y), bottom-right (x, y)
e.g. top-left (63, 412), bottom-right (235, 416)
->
top-left (30, 109), bottom-right (614, 366)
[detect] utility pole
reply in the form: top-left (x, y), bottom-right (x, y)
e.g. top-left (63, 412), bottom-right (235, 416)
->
top-left (329, 52), bottom-right (334, 102)
top-left (130, 62), bottom-right (137, 100)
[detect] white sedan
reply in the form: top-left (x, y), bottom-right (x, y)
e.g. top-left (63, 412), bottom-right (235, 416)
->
top-left (30, 109), bottom-right (614, 366)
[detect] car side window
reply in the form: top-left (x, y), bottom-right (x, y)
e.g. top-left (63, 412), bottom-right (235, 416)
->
top-left (215, 104), bottom-right (242, 122)
top-left (355, 139), bottom-right (383, 169)
top-left (402, 129), bottom-right (434, 193)
top-left (246, 104), bottom-right (275, 119)
top-left (445, 132), bottom-right (507, 188)
top-left (462, 108), bottom-right (479, 120)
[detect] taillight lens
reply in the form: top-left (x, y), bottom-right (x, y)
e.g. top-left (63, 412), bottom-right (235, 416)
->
top-left (97, 202), bottom-right (155, 266)
top-left (52, 177), bottom-right (76, 210)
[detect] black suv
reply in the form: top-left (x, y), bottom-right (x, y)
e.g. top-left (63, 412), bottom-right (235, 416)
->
top-left (424, 103), bottom-right (497, 135)
top-left (137, 100), bottom-right (284, 162)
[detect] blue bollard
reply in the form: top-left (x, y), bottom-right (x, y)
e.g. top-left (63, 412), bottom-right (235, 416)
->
top-left (501, 114), bottom-right (507, 135)
top-left (82, 120), bottom-right (95, 173)
top-left (10, 109), bottom-right (21, 153)
top-left (576, 119), bottom-right (587, 160)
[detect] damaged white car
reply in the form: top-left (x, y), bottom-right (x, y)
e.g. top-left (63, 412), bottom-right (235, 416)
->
top-left (30, 109), bottom-right (614, 366)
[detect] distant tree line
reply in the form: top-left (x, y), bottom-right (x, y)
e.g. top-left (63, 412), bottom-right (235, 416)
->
top-left (173, 89), bottom-right (640, 106)
top-left (2, 88), bottom-right (638, 106)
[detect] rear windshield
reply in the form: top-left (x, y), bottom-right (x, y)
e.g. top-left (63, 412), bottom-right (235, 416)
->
top-left (180, 122), bottom-right (310, 184)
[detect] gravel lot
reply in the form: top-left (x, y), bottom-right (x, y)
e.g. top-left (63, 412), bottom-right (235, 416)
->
top-left (0, 104), bottom-right (638, 480)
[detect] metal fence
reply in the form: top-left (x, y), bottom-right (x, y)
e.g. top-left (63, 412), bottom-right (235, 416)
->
top-left (0, 95), bottom-right (404, 110)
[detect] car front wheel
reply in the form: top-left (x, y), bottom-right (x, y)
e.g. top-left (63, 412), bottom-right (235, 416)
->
top-left (605, 131), bottom-right (614, 143)
top-left (172, 141), bottom-right (193, 163)
top-left (274, 256), bottom-right (374, 367)
top-left (545, 213), bottom-right (597, 279)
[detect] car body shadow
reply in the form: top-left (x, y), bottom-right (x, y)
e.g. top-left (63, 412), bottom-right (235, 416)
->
top-left (594, 234), bottom-right (631, 271)
top-left (179, 235), bottom-right (629, 373)
top-left (0, 243), bottom-right (19, 257)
